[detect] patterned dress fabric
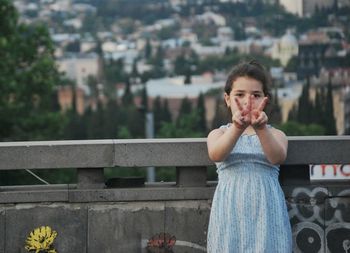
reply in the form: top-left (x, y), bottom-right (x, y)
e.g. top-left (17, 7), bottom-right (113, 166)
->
top-left (207, 124), bottom-right (292, 253)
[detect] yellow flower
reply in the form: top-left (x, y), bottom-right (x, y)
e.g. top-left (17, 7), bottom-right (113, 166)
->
top-left (25, 226), bottom-right (58, 253)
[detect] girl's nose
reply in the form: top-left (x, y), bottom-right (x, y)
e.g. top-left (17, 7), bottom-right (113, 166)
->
top-left (243, 96), bottom-right (249, 105)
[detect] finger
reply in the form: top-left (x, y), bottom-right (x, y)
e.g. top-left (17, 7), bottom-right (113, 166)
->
top-left (254, 113), bottom-right (267, 126)
top-left (242, 109), bottom-right (250, 116)
top-left (248, 95), bottom-right (253, 112)
top-left (251, 109), bottom-right (260, 119)
top-left (258, 97), bottom-right (269, 112)
top-left (233, 118), bottom-right (245, 129)
top-left (234, 97), bottom-right (244, 112)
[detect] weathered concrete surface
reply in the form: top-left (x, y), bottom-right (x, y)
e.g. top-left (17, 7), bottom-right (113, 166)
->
top-left (88, 202), bottom-right (165, 253)
top-left (164, 201), bottom-right (210, 252)
top-left (0, 140), bottom-right (115, 170)
top-left (1, 137), bottom-right (350, 170)
top-left (0, 189), bottom-right (68, 204)
top-left (0, 200), bottom-right (211, 253)
top-left (0, 209), bottom-right (4, 253)
top-left (68, 187), bottom-right (215, 203)
top-left (0, 185), bottom-right (349, 252)
top-left (4, 204), bottom-right (87, 253)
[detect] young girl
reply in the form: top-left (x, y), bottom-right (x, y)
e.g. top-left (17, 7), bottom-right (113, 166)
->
top-left (207, 60), bottom-right (292, 252)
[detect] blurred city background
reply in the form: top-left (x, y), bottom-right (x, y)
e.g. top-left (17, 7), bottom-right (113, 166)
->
top-left (1, 0), bottom-right (350, 185)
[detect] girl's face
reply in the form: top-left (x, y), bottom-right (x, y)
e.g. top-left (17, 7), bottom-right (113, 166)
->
top-left (224, 76), bottom-right (265, 114)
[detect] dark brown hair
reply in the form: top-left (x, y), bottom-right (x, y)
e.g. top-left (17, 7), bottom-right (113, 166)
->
top-left (224, 60), bottom-right (272, 99)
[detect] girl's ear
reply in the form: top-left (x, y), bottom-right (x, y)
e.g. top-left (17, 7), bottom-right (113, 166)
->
top-left (224, 93), bottom-right (230, 107)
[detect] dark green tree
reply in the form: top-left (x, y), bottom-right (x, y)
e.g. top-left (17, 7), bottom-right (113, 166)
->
top-left (144, 38), bottom-right (152, 59)
top-left (131, 58), bottom-right (139, 79)
top-left (0, 0), bottom-right (64, 141)
top-left (324, 79), bottom-right (337, 135)
top-left (184, 68), bottom-right (192, 85)
top-left (278, 121), bottom-right (325, 136)
top-left (313, 88), bottom-right (324, 125)
top-left (121, 79), bottom-right (134, 107)
top-left (161, 99), bottom-right (172, 124)
top-left (87, 101), bottom-right (105, 139)
top-left (153, 96), bottom-right (163, 133)
top-left (103, 99), bottom-right (119, 138)
top-left (196, 93), bottom-right (207, 134)
top-left (211, 97), bottom-right (230, 130)
top-left (287, 104), bottom-right (298, 122)
top-left (297, 77), bottom-right (314, 124)
top-left (177, 97), bottom-right (192, 124)
top-left (140, 84), bottom-right (148, 112)
top-left (269, 87), bottom-right (283, 125)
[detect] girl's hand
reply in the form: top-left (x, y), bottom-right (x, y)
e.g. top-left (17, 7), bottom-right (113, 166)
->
top-left (251, 96), bottom-right (269, 130)
top-left (233, 96), bottom-right (251, 129)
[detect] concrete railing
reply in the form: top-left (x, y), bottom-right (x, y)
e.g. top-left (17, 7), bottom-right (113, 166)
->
top-left (0, 136), bottom-right (349, 201)
top-left (1, 136), bottom-right (350, 188)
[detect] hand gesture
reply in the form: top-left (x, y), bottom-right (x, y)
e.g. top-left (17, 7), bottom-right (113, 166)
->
top-left (232, 96), bottom-right (252, 130)
top-left (232, 95), bottom-right (268, 130)
top-left (251, 96), bottom-right (268, 130)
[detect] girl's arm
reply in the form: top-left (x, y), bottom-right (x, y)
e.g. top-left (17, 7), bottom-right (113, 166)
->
top-left (255, 126), bottom-right (288, 165)
top-left (207, 124), bottom-right (244, 162)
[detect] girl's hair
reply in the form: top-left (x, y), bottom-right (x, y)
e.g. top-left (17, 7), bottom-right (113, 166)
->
top-left (224, 60), bottom-right (272, 99)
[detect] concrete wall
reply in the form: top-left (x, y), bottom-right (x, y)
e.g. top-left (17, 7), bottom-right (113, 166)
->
top-left (1, 181), bottom-right (350, 252)
top-left (0, 193), bottom-right (211, 253)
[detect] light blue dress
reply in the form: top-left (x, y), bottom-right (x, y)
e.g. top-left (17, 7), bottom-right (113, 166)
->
top-left (207, 124), bottom-right (292, 253)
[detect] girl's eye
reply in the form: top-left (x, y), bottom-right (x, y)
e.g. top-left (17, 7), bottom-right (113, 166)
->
top-left (254, 94), bottom-right (262, 98)
top-left (235, 93), bottom-right (244, 97)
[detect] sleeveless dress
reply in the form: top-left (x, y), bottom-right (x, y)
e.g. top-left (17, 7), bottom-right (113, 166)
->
top-left (207, 124), bottom-right (292, 253)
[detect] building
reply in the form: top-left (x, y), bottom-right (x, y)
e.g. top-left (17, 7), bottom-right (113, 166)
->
top-left (271, 31), bottom-right (299, 67)
top-left (279, 0), bottom-right (334, 17)
top-left (344, 87), bottom-right (350, 134)
top-left (56, 53), bottom-right (101, 89)
top-left (297, 28), bottom-right (347, 79)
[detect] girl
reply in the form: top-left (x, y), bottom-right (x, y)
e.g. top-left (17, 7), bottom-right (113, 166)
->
top-left (207, 60), bottom-right (292, 252)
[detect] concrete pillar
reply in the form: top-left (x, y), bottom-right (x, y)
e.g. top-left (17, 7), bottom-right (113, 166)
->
top-left (176, 166), bottom-right (207, 187)
top-left (77, 168), bottom-right (105, 189)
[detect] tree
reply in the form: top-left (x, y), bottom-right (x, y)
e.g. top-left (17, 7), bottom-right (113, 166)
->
top-left (0, 0), bottom-right (64, 141)
top-left (103, 99), bottom-right (119, 138)
top-left (297, 77), bottom-right (314, 124)
top-left (287, 104), bottom-right (298, 122)
top-left (211, 97), bottom-right (230, 130)
top-left (196, 93), bottom-right (207, 134)
top-left (153, 96), bottom-right (163, 133)
top-left (184, 68), bottom-right (192, 85)
top-left (140, 84), bottom-right (148, 112)
top-left (324, 78), bottom-right (337, 135)
top-left (177, 97), bottom-right (192, 125)
top-left (131, 58), bottom-right (139, 79)
top-left (144, 38), bottom-right (152, 59)
top-left (269, 87), bottom-right (283, 125)
top-left (161, 99), bottom-right (172, 124)
top-left (278, 121), bottom-right (325, 136)
top-left (87, 101), bottom-right (105, 139)
top-left (121, 79), bottom-right (134, 107)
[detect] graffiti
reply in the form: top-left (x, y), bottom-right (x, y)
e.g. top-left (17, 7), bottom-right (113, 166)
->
top-left (143, 233), bottom-right (206, 252)
top-left (147, 233), bottom-right (176, 253)
top-left (25, 226), bottom-right (58, 253)
top-left (288, 186), bottom-right (350, 252)
top-left (310, 164), bottom-right (350, 181)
